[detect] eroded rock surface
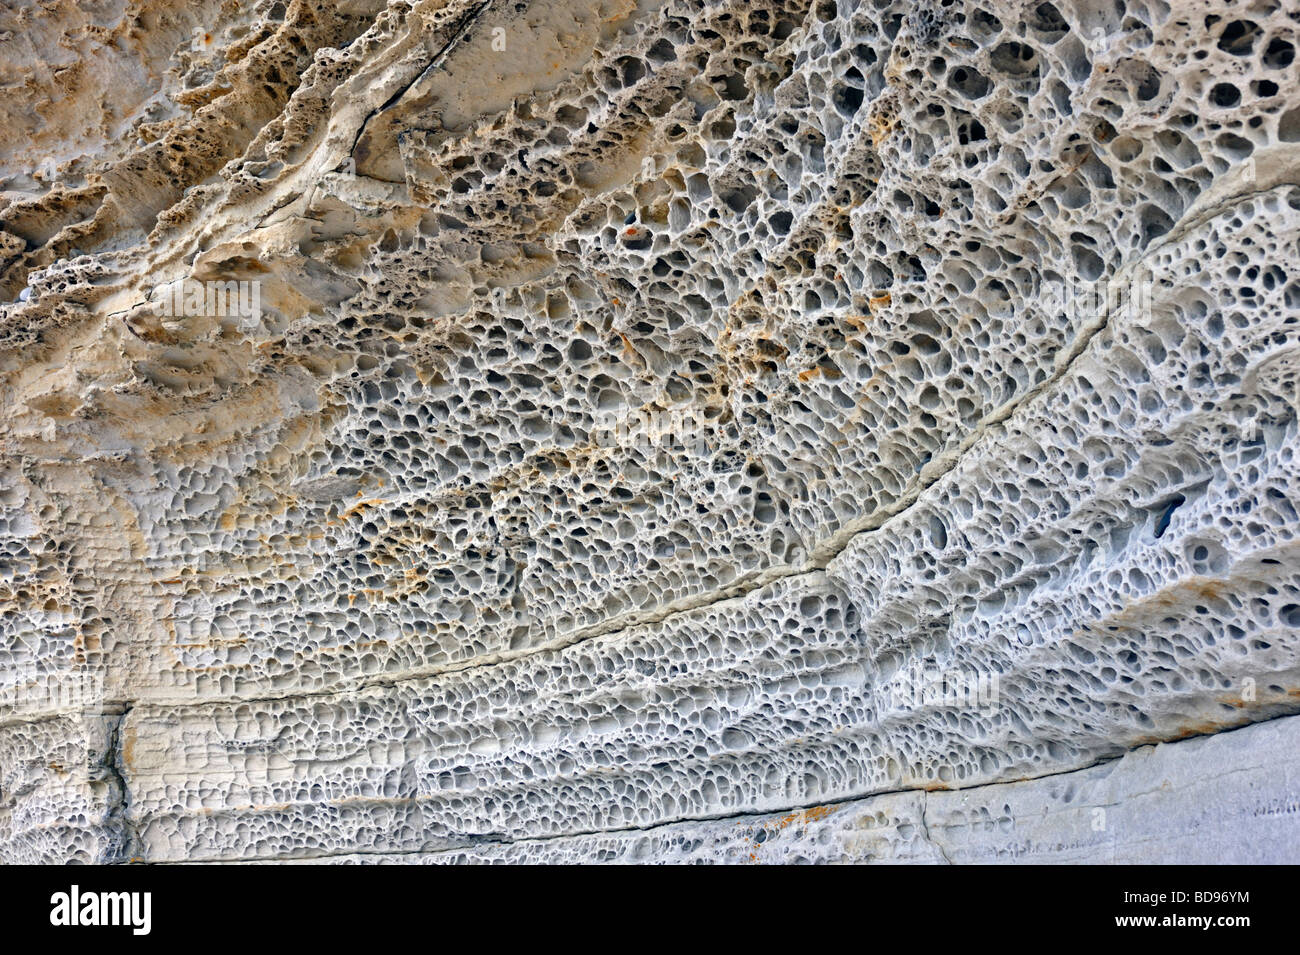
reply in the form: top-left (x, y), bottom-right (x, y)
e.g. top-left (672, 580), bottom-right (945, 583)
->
top-left (2, 0), bottom-right (1299, 863)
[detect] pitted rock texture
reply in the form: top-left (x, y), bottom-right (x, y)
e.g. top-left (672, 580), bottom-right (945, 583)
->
top-left (1, 0), bottom-right (1299, 863)
top-left (262, 713), bottom-right (1300, 864)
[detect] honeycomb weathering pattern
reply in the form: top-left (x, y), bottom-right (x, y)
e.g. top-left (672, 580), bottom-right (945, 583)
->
top-left (0, 0), bottom-right (1298, 863)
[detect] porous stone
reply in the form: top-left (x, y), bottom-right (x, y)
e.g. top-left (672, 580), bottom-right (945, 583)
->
top-left (1, 0), bottom-right (1299, 863)
top-left (267, 714), bottom-right (1300, 864)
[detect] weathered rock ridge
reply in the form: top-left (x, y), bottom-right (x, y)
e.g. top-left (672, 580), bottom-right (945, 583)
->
top-left (1, 0), bottom-right (1299, 863)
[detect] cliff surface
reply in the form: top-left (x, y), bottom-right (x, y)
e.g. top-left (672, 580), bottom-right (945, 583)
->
top-left (2, 0), bottom-right (1299, 863)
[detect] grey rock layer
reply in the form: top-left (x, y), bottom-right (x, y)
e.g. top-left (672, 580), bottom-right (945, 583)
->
top-left (283, 712), bottom-right (1300, 864)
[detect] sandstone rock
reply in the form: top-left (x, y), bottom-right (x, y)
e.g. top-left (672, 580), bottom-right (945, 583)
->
top-left (1, 0), bottom-right (1298, 863)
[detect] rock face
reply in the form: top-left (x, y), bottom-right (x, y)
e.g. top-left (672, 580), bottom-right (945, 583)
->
top-left (1, 0), bottom-right (1299, 864)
